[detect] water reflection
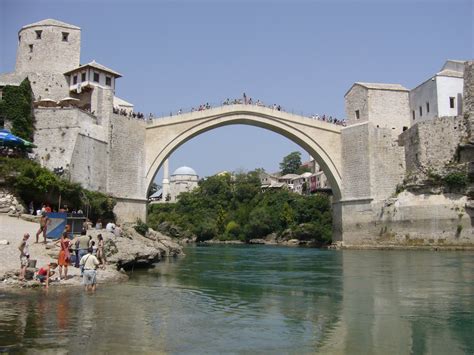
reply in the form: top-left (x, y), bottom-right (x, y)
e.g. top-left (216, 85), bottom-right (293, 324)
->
top-left (319, 251), bottom-right (474, 354)
top-left (0, 246), bottom-right (473, 353)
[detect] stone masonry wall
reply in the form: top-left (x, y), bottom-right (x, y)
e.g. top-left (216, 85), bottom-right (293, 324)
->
top-left (399, 116), bottom-right (467, 174)
top-left (28, 72), bottom-right (70, 102)
top-left (70, 134), bottom-right (108, 192)
top-left (370, 126), bottom-right (406, 201)
top-left (368, 89), bottom-right (410, 134)
top-left (341, 122), bottom-right (403, 201)
top-left (34, 107), bottom-right (107, 190)
top-left (345, 85), bottom-right (369, 125)
top-left (16, 24), bottom-right (81, 74)
top-left (107, 114), bottom-right (147, 200)
top-left (464, 61), bottom-right (474, 141)
top-left (341, 123), bottom-right (371, 199)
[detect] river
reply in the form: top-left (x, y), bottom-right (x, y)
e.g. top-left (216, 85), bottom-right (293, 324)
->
top-left (1, 245), bottom-right (473, 354)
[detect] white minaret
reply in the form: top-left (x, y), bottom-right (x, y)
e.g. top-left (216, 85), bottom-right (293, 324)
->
top-left (162, 159), bottom-right (170, 202)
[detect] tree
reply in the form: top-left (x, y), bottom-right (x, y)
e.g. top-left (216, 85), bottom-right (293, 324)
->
top-left (279, 151), bottom-right (303, 175)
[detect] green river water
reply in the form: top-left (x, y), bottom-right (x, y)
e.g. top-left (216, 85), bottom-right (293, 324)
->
top-left (0, 245), bottom-right (473, 354)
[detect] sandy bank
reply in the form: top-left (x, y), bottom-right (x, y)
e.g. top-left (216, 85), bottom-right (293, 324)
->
top-left (0, 214), bottom-right (183, 289)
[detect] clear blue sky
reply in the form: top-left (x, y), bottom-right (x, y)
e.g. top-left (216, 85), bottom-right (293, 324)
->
top-left (1, 0), bottom-right (472, 182)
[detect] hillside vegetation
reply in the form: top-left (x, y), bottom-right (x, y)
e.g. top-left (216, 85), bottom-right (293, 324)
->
top-left (148, 171), bottom-right (332, 245)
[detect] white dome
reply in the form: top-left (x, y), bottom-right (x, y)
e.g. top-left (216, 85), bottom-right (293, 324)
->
top-left (172, 166), bottom-right (197, 176)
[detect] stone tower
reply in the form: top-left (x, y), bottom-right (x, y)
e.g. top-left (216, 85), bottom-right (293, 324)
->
top-left (16, 19), bottom-right (81, 74)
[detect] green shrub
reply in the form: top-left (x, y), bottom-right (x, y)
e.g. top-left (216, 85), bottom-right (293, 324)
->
top-left (0, 157), bottom-right (115, 221)
top-left (0, 78), bottom-right (35, 141)
top-left (134, 218), bottom-right (149, 236)
top-left (225, 220), bottom-right (241, 239)
top-left (443, 172), bottom-right (468, 189)
top-left (193, 218), bottom-right (218, 242)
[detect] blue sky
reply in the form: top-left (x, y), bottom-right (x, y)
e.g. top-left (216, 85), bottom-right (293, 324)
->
top-left (1, 0), bottom-right (472, 182)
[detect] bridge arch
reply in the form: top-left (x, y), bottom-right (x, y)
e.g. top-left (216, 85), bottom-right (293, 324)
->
top-left (145, 104), bottom-right (342, 200)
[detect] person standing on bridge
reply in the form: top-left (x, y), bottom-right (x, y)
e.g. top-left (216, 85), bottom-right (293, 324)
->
top-left (243, 92), bottom-right (247, 104)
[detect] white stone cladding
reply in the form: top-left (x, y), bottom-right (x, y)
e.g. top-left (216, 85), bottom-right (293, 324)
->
top-left (399, 116), bottom-right (467, 174)
top-left (16, 20), bottom-right (81, 74)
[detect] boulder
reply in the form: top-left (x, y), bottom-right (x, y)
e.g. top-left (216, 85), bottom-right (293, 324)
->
top-left (249, 239), bottom-right (266, 244)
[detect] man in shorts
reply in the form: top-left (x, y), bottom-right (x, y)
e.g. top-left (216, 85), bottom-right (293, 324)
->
top-left (80, 247), bottom-right (100, 292)
top-left (36, 212), bottom-right (50, 244)
top-left (18, 233), bottom-right (30, 281)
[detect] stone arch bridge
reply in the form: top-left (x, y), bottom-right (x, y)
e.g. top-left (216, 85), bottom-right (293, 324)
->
top-left (144, 104), bottom-right (342, 199)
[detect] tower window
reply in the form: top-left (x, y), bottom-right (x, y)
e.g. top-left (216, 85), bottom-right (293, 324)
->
top-left (18, 35), bottom-right (21, 43)
top-left (355, 110), bottom-right (360, 119)
top-left (93, 72), bottom-right (100, 82)
top-left (105, 76), bottom-right (112, 86)
top-left (412, 110), bottom-right (415, 120)
top-left (29, 44), bottom-right (33, 53)
top-left (419, 106), bottom-right (422, 117)
top-left (62, 32), bottom-right (69, 42)
top-left (35, 30), bottom-right (42, 39)
top-left (449, 97), bottom-right (455, 108)
top-left (81, 72), bottom-right (86, 81)
top-left (73, 75), bottom-right (78, 85)
top-left (426, 102), bottom-right (429, 113)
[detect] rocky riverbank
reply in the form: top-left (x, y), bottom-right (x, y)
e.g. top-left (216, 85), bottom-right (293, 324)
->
top-left (0, 214), bottom-right (183, 289)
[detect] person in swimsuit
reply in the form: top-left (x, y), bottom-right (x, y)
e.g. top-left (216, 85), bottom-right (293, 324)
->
top-left (55, 232), bottom-right (71, 280)
top-left (36, 212), bottom-right (51, 244)
top-left (36, 262), bottom-right (58, 288)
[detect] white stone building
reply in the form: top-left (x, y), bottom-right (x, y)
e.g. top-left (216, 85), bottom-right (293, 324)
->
top-left (0, 18), bottom-right (134, 119)
top-left (409, 60), bottom-right (465, 123)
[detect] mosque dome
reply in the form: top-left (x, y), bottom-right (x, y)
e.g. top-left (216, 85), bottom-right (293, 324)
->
top-left (172, 166), bottom-right (197, 176)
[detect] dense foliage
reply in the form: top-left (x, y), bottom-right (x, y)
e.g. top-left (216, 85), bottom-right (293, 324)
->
top-left (148, 171), bottom-right (332, 245)
top-left (0, 79), bottom-right (35, 141)
top-left (0, 157), bottom-right (115, 221)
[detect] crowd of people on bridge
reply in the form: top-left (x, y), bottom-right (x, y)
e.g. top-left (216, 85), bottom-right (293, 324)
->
top-left (113, 107), bottom-right (146, 119)
top-left (125, 92), bottom-right (347, 126)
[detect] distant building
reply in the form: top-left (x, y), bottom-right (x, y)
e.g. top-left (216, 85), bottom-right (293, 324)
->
top-left (260, 172), bottom-right (281, 189)
top-left (409, 60), bottom-right (465, 123)
top-left (260, 157), bottom-right (332, 195)
top-left (159, 162), bottom-right (199, 202)
top-left (292, 172), bottom-right (312, 195)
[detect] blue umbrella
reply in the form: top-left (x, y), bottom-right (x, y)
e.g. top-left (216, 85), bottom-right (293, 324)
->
top-left (0, 129), bottom-right (36, 148)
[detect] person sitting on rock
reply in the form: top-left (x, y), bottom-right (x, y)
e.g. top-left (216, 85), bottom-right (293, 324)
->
top-left (36, 262), bottom-right (58, 288)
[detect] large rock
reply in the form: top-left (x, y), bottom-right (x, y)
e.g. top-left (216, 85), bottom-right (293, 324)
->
top-left (85, 225), bottom-right (183, 270)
